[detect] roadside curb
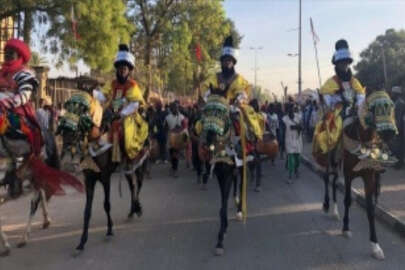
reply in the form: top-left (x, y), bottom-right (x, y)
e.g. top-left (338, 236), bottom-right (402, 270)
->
top-left (300, 153), bottom-right (405, 237)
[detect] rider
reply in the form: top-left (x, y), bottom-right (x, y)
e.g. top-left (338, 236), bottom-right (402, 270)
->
top-left (0, 38), bottom-right (42, 155)
top-left (201, 36), bottom-right (264, 145)
top-left (94, 44), bottom-right (148, 163)
top-left (313, 39), bottom-right (365, 157)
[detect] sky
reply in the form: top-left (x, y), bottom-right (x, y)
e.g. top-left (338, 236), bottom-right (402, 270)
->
top-left (223, 0), bottom-right (405, 96)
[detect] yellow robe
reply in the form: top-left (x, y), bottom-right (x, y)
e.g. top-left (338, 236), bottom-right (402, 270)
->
top-left (202, 73), bottom-right (264, 140)
top-left (313, 76), bottom-right (365, 156)
top-left (103, 79), bottom-right (149, 160)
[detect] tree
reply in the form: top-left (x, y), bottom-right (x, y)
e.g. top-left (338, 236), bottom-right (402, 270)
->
top-left (128, 0), bottom-right (184, 99)
top-left (43, 0), bottom-right (133, 73)
top-left (355, 29), bottom-right (405, 90)
top-left (2, 0), bottom-right (133, 73)
top-left (1, 0), bottom-right (67, 44)
top-left (145, 0), bottom-right (241, 97)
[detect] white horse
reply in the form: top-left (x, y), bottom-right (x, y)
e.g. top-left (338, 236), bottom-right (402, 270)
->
top-left (0, 128), bottom-right (82, 257)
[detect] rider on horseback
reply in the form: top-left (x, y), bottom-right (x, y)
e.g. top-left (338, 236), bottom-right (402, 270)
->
top-left (0, 39), bottom-right (42, 155)
top-left (313, 39), bottom-right (396, 165)
top-left (93, 44), bottom-right (148, 164)
top-left (200, 36), bottom-right (264, 146)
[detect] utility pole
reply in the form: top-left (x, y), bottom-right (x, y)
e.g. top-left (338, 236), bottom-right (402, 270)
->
top-left (250, 46), bottom-right (263, 99)
top-left (298, 0), bottom-right (302, 96)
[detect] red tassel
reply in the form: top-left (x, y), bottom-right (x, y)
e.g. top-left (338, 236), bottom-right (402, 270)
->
top-left (28, 156), bottom-right (84, 197)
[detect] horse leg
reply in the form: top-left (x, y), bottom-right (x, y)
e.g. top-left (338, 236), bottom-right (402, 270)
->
top-left (342, 175), bottom-right (353, 238)
top-left (236, 167), bottom-right (243, 221)
top-left (331, 172), bottom-right (340, 220)
top-left (201, 161), bottom-right (210, 190)
top-left (101, 178), bottom-right (113, 237)
top-left (215, 164), bottom-right (233, 256)
top-left (76, 175), bottom-right (97, 251)
top-left (233, 170), bottom-right (239, 207)
top-left (17, 190), bottom-right (42, 248)
top-left (134, 165), bottom-right (145, 217)
top-left (126, 174), bottom-right (137, 219)
top-left (322, 172), bottom-right (330, 213)
top-left (365, 175), bottom-right (384, 260)
top-left (0, 217), bottom-right (10, 257)
top-left (39, 189), bottom-right (51, 229)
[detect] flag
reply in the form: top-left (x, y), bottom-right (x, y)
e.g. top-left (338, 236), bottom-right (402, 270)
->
top-left (310, 17), bottom-right (319, 44)
top-left (195, 43), bottom-right (202, 62)
top-left (71, 5), bottom-right (80, 40)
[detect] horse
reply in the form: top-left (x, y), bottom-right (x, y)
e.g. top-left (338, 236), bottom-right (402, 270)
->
top-left (198, 93), bottom-right (253, 256)
top-left (58, 95), bottom-right (148, 253)
top-left (0, 109), bottom-right (82, 256)
top-left (314, 90), bottom-right (397, 260)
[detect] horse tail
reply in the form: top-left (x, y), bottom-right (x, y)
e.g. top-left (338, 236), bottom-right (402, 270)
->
top-left (27, 155), bottom-right (84, 197)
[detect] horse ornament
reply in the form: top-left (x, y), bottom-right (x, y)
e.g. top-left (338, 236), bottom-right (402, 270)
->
top-left (57, 91), bottom-right (149, 254)
top-left (313, 89), bottom-right (397, 260)
top-left (0, 104), bottom-right (83, 257)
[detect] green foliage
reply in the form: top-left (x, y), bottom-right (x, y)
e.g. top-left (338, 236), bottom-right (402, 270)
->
top-left (143, 0), bottom-right (241, 96)
top-left (45, 0), bottom-right (133, 72)
top-left (355, 29), bottom-right (405, 90)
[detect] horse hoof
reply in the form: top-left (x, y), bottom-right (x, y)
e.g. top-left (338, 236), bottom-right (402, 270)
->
top-left (342, 230), bottom-right (352, 239)
top-left (215, 247), bottom-right (224, 256)
top-left (17, 241), bottom-right (27, 248)
top-left (0, 249), bottom-right (10, 257)
top-left (322, 204), bottom-right (329, 214)
top-left (200, 184), bottom-right (207, 191)
top-left (371, 242), bottom-right (385, 260)
top-left (42, 220), bottom-right (51, 229)
top-left (72, 248), bottom-right (83, 258)
top-left (331, 203), bottom-right (340, 220)
top-left (128, 213), bottom-right (134, 219)
top-left (236, 212), bottom-right (243, 221)
top-left (104, 234), bottom-right (113, 242)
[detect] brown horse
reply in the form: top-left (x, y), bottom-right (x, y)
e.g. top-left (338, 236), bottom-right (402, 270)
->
top-left (58, 108), bottom-right (148, 254)
top-left (316, 90), bottom-right (396, 260)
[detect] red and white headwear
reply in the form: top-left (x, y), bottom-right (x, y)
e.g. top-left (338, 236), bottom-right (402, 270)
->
top-left (5, 38), bottom-right (31, 64)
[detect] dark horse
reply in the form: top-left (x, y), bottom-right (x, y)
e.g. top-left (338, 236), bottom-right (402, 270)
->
top-left (198, 94), bottom-right (249, 256)
top-left (58, 107), bottom-right (147, 254)
top-left (316, 90), bottom-right (396, 260)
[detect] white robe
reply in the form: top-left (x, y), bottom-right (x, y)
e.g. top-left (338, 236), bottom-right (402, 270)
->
top-left (283, 114), bottom-right (303, 154)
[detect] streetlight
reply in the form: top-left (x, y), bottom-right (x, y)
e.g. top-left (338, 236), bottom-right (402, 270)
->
top-left (250, 46), bottom-right (263, 99)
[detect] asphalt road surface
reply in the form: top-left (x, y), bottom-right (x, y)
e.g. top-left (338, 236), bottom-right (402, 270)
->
top-left (1, 158), bottom-right (405, 270)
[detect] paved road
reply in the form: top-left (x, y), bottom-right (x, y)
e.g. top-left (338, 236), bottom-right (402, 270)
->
top-left (1, 158), bottom-right (405, 270)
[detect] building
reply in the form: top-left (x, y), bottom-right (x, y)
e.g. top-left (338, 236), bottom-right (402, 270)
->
top-left (0, 16), bottom-right (19, 64)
